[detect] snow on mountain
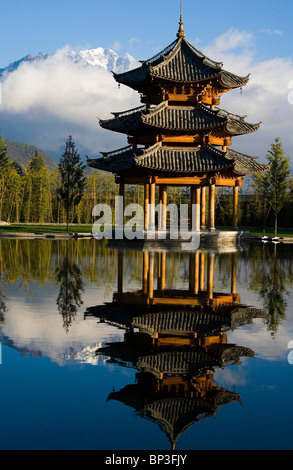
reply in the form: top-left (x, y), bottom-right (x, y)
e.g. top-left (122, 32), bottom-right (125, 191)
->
top-left (69, 47), bottom-right (139, 73)
top-left (0, 53), bottom-right (49, 79)
top-left (0, 47), bottom-right (138, 80)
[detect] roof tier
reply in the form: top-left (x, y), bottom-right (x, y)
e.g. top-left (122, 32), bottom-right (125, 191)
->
top-left (113, 37), bottom-right (249, 93)
top-left (87, 143), bottom-right (270, 177)
top-left (100, 102), bottom-right (260, 138)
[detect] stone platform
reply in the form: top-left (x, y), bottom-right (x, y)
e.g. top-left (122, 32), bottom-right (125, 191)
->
top-left (107, 229), bottom-right (247, 252)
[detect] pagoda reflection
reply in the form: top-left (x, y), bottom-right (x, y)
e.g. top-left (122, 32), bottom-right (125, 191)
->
top-left (86, 249), bottom-right (267, 450)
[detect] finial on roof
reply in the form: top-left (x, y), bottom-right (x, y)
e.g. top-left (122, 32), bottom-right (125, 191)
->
top-left (177, 1), bottom-right (186, 38)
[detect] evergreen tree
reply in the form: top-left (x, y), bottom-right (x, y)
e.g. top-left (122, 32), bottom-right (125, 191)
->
top-left (0, 137), bottom-right (10, 220)
top-left (253, 138), bottom-right (291, 235)
top-left (29, 150), bottom-right (45, 172)
top-left (57, 136), bottom-right (86, 231)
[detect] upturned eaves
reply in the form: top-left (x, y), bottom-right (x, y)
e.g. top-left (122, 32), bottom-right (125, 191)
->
top-left (113, 37), bottom-right (249, 88)
top-left (99, 103), bottom-right (260, 136)
top-left (87, 143), bottom-right (270, 176)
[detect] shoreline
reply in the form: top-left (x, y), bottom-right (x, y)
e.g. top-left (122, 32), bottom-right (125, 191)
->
top-left (0, 231), bottom-right (292, 244)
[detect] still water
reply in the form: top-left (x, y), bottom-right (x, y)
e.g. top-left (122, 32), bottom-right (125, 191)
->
top-left (0, 238), bottom-right (292, 450)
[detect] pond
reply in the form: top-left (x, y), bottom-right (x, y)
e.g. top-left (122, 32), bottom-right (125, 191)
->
top-left (0, 238), bottom-right (292, 450)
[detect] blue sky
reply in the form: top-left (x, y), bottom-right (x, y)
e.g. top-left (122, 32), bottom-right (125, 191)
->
top-left (1, 0), bottom-right (292, 68)
top-left (1, 0), bottom-right (293, 163)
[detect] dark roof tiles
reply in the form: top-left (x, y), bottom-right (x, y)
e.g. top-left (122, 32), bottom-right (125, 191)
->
top-left (87, 143), bottom-right (270, 176)
top-left (114, 37), bottom-right (249, 89)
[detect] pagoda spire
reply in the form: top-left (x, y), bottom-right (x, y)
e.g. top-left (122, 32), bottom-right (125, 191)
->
top-left (177, 1), bottom-right (186, 38)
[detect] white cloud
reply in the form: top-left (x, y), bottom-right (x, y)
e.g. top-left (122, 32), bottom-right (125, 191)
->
top-left (203, 29), bottom-right (293, 160)
top-left (261, 28), bottom-right (283, 36)
top-left (0, 46), bottom-right (140, 157)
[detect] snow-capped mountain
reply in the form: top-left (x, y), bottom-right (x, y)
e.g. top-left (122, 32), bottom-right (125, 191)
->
top-left (69, 47), bottom-right (138, 74)
top-left (0, 52), bottom-right (49, 79)
top-left (0, 47), bottom-right (138, 80)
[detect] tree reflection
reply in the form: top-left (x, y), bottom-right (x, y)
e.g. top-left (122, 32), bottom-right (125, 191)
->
top-left (0, 292), bottom-right (7, 324)
top-left (55, 245), bottom-right (84, 333)
top-left (249, 243), bottom-right (291, 336)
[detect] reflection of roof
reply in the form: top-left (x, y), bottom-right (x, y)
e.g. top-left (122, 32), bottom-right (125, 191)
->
top-left (100, 103), bottom-right (260, 136)
top-left (108, 384), bottom-right (241, 450)
top-left (137, 350), bottom-right (220, 377)
top-left (87, 143), bottom-right (270, 176)
top-left (86, 305), bottom-right (268, 336)
top-left (97, 340), bottom-right (254, 375)
top-left (113, 37), bottom-right (249, 89)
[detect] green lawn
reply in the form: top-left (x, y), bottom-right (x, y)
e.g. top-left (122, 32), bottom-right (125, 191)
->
top-left (0, 224), bottom-right (292, 238)
top-left (220, 226), bottom-right (293, 237)
top-left (0, 224), bottom-right (93, 234)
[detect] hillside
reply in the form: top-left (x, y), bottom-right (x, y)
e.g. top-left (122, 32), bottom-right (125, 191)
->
top-left (5, 140), bottom-right (56, 169)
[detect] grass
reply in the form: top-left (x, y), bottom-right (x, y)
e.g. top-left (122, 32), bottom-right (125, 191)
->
top-left (219, 226), bottom-right (293, 237)
top-left (0, 224), bottom-right (293, 237)
top-left (0, 224), bottom-right (93, 234)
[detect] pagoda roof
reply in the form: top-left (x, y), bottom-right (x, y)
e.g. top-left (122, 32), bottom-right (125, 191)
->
top-left (113, 37), bottom-right (250, 90)
top-left (99, 102), bottom-right (260, 136)
top-left (87, 143), bottom-right (270, 176)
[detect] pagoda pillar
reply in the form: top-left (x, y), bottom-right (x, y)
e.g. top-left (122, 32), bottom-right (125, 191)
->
top-left (191, 186), bottom-right (201, 231)
top-left (149, 181), bottom-right (156, 231)
top-left (208, 183), bottom-right (216, 231)
top-left (159, 185), bottom-right (167, 230)
top-left (233, 185), bottom-right (239, 230)
top-left (144, 183), bottom-right (150, 230)
top-left (201, 187), bottom-right (206, 230)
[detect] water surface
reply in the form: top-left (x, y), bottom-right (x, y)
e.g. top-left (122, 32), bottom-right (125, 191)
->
top-left (0, 239), bottom-right (292, 450)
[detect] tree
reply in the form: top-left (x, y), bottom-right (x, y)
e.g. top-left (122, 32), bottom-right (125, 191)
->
top-left (253, 138), bottom-right (291, 236)
top-left (57, 136), bottom-right (86, 231)
top-left (29, 150), bottom-right (45, 172)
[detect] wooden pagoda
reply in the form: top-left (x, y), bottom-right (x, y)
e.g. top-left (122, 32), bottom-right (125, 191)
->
top-left (87, 8), bottom-right (269, 233)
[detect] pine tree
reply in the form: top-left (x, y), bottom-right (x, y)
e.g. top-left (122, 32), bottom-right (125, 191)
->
top-left (29, 150), bottom-right (45, 172)
top-left (57, 136), bottom-right (86, 231)
top-left (254, 138), bottom-right (291, 236)
top-left (0, 137), bottom-right (10, 220)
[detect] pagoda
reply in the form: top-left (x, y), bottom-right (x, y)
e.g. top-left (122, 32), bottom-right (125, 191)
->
top-left (87, 6), bottom-right (269, 234)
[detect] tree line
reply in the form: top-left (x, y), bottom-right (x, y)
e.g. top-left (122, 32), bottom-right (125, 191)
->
top-left (0, 135), bottom-right (292, 234)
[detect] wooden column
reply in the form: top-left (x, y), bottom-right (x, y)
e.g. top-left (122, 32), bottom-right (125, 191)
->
top-left (158, 185), bottom-right (167, 230)
top-left (191, 186), bottom-right (201, 231)
top-left (233, 185), bottom-right (239, 230)
top-left (208, 183), bottom-right (216, 231)
top-left (201, 186), bottom-right (206, 230)
top-left (149, 181), bottom-right (156, 231)
top-left (144, 183), bottom-right (150, 231)
top-left (162, 185), bottom-right (167, 230)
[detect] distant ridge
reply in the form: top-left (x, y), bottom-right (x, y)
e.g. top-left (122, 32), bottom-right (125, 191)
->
top-left (5, 140), bottom-right (56, 169)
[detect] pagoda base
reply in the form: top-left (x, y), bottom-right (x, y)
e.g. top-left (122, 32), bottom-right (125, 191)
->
top-left (106, 229), bottom-right (247, 252)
